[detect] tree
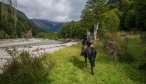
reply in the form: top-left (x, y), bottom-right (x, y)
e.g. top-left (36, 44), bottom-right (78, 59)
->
top-left (81, 0), bottom-right (109, 40)
top-left (134, 0), bottom-right (146, 30)
top-left (124, 9), bottom-right (136, 30)
top-left (119, 0), bottom-right (135, 30)
top-left (99, 9), bottom-right (120, 32)
top-left (59, 21), bottom-right (85, 39)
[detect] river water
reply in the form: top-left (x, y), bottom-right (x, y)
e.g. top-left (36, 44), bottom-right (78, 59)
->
top-left (0, 39), bottom-right (62, 49)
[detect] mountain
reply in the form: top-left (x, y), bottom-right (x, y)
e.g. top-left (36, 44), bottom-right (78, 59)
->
top-left (0, 2), bottom-right (42, 39)
top-left (31, 19), bottom-right (64, 32)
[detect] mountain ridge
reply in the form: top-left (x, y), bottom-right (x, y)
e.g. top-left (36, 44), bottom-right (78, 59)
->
top-left (31, 19), bottom-right (64, 32)
top-left (0, 2), bottom-right (42, 39)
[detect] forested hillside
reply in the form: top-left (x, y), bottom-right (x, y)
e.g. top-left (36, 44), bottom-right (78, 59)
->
top-left (0, 2), bottom-right (42, 39)
top-left (59, 0), bottom-right (146, 38)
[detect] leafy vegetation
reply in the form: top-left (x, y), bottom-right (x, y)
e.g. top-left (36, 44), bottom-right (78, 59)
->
top-left (59, 0), bottom-right (146, 38)
top-left (59, 21), bottom-right (86, 39)
top-left (36, 32), bottom-right (58, 39)
top-left (0, 49), bottom-right (56, 84)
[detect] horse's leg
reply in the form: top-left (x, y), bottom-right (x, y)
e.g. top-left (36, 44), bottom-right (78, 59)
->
top-left (85, 56), bottom-right (87, 66)
top-left (91, 66), bottom-right (94, 75)
top-left (90, 59), bottom-right (94, 75)
top-left (93, 59), bottom-right (95, 67)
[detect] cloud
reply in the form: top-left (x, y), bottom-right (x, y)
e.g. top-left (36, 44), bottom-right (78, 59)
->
top-left (17, 0), bottom-right (87, 22)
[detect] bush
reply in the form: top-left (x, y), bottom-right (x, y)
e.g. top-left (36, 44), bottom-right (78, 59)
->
top-left (139, 62), bottom-right (146, 70)
top-left (141, 32), bottom-right (146, 43)
top-left (103, 33), bottom-right (134, 63)
top-left (0, 31), bottom-right (10, 39)
top-left (118, 37), bottom-right (134, 63)
top-left (103, 32), bottom-right (120, 63)
top-left (0, 49), bottom-right (55, 84)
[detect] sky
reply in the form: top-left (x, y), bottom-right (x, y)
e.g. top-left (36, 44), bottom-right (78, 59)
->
top-left (16, 0), bottom-right (87, 22)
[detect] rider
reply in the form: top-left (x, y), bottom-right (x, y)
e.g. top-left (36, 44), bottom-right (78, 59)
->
top-left (81, 31), bottom-right (93, 56)
top-left (86, 31), bottom-right (93, 47)
top-left (81, 34), bottom-right (87, 55)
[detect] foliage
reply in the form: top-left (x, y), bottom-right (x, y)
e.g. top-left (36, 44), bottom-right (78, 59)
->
top-left (0, 50), bottom-right (56, 84)
top-left (36, 32), bottom-right (58, 39)
top-left (0, 31), bottom-right (10, 39)
top-left (124, 9), bottom-right (136, 30)
top-left (80, 0), bottom-right (146, 35)
top-left (140, 32), bottom-right (146, 43)
top-left (103, 32), bottom-right (134, 63)
top-left (103, 32), bottom-right (120, 63)
top-left (59, 21), bottom-right (86, 39)
top-left (99, 9), bottom-right (121, 32)
top-left (80, 0), bottom-right (110, 32)
top-left (134, 0), bottom-right (146, 30)
top-left (140, 34), bottom-right (146, 71)
top-left (118, 37), bottom-right (134, 63)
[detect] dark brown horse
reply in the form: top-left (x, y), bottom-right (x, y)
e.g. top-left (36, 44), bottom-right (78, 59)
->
top-left (82, 46), bottom-right (97, 75)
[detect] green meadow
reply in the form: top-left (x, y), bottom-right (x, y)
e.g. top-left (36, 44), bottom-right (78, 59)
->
top-left (47, 38), bottom-right (146, 84)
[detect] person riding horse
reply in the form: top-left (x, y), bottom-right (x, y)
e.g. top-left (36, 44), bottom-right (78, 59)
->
top-left (81, 31), bottom-right (93, 55)
top-left (81, 31), bottom-right (97, 75)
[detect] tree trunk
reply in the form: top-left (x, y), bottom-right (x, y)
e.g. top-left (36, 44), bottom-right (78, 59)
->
top-left (94, 22), bottom-right (99, 41)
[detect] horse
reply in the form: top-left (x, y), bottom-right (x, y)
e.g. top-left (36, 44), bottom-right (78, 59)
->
top-left (82, 45), bottom-right (97, 75)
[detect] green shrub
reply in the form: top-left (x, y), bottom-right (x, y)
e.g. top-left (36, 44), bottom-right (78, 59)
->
top-left (139, 62), bottom-right (146, 70)
top-left (0, 50), bottom-right (55, 84)
top-left (103, 32), bottom-right (120, 63)
top-left (118, 37), bottom-right (134, 63)
top-left (0, 31), bottom-right (10, 39)
top-left (103, 33), bottom-right (134, 63)
top-left (141, 32), bottom-right (146, 43)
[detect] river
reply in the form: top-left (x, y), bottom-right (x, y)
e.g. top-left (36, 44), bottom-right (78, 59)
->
top-left (0, 38), bottom-right (62, 49)
top-left (0, 38), bottom-right (78, 73)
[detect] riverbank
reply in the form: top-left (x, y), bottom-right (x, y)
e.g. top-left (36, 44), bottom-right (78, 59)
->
top-left (0, 38), bottom-right (78, 73)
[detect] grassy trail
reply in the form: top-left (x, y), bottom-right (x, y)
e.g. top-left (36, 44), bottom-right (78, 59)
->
top-left (47, 41), bottom-right (140, 84)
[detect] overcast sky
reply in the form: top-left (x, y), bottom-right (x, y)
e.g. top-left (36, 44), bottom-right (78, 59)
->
top-left (16, 0), bottom-right (87, 22)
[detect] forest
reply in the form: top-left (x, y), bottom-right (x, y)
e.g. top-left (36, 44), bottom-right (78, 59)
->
top-left (59, 0), bottom-right (146, 38)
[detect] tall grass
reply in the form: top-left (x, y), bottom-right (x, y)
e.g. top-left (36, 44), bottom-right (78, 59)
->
top-left (0, 49), bottom-right (56, 84)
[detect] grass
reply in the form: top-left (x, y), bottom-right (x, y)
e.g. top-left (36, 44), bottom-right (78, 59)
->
top-left (47, 39), bottom-right (146, 84)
